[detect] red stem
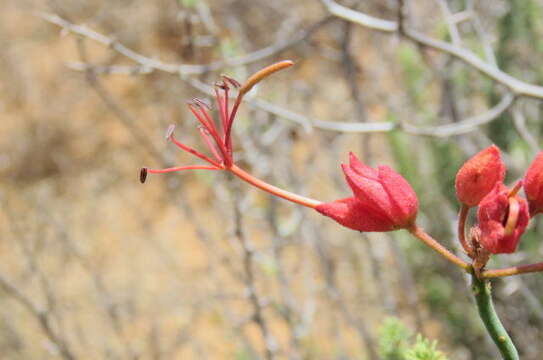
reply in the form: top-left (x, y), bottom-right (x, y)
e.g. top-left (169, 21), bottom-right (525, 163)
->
top-left (408, 225), bottom-right (471, 271)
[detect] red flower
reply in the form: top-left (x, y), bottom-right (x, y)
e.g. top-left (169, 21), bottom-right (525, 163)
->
top-left (477, 183), bottom-right (529, 254)
top-left (455, 145), bottom-right (505, 207)
top-left (523, 151), bottom-right (543, 216)
top-left (316, 153), bottom-right (418, 232)
top-left (140, 61), bottom-right (294, 183)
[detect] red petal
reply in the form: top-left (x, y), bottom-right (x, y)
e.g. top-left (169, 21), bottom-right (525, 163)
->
top-left (378, 165), bottom-right (418, 224)
top-left (348, 152), bottom-right (379, 179)
top-left (524, 151), bottom-right (543, 215)
top-left (341, 163), bottom-right (394, 220)
top-left (316, 197), bottom-right (396, 232)
top-left (477, 184), bottom-right (530, 254)
top-left (455, 145), bottom-right (505, 207)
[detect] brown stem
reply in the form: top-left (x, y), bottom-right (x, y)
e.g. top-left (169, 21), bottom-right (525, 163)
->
top-left (482, 262), bottom-right (543, 278)
top-left (407, 225), bottom-right (470, 271)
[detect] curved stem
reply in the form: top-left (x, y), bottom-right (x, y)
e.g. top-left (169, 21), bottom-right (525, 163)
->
top-left (229, 165), bottom-right (322, 209)
top-left (471, 275), bottom-right (519, 360)
top-left (482, 262), bottom-right (543, 278)
top-left (407, 225), bottom-right (470, 271)
top-left (458, 204), bottom-right (473, 256)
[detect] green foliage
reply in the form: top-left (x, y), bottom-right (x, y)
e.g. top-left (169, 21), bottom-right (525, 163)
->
top-left (405, 335), bottom-right (447, 360)
top-left (378, 317), bottom-right (410, 360)
top-left (377, 318), bottom-right (448, 360)
top-left (178, 0), bottom-right (199, 8)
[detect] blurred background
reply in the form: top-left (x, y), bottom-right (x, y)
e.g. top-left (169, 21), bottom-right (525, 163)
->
top-left (2, 0), bottom-right (543, 359)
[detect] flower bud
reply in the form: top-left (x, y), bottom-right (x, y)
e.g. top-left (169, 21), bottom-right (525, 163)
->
top-left (523, 151), bottom-right (543, 216)
top-left (455, 145), bottom-right (505, 207)
top-left (316, 153), bottom-right (418, 232)
top-left (477, 183), bottom-right (529, 254)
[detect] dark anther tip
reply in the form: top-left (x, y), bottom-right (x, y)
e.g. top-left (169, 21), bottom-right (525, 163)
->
top-left (165, 124), bottom-right (176, 139)
top-left (140, 167), bottom-right (148, 184)
top-left (192, 97), bottom-right (211, 110)
top-left (222, 75), bottom-right (241, 88)
top-left (214, 80), bottom-right (227, 90)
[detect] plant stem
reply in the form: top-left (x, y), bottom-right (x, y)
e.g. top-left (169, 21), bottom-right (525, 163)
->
top-left (471, 275), bottom-right (519, 360)
top-left (482, 261), bottom-right (543, 278)
top-left (407, 225), bottom-right (470, 271)
top-left (229, 165), bottom-right (322, 209)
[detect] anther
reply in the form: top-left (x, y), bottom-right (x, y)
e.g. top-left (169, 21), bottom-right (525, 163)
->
top-left (222, 75), bottom-right (241, 88)
top-left (191, 97), bottom-right (212, 110)
top-left (140, 167), bottom-right (148, 183)
top-left (215, 80), bottom-right (228, 90)
top-left (165, 124), bottom-right (176, 139)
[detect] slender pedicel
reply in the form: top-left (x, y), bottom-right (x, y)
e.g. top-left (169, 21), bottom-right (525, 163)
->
top-left (229, 165), bottom-right (322, 209)
top-left (408, 225), bottom-right (471, 271)
top-left (482, 262), bottom-right (543, 278)
top-left (458, 204), bottom-right (473, 257)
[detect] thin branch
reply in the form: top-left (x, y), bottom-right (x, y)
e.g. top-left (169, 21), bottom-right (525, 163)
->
top-left (319, 0), bottom-right (543, 100)
top-left (0, 274), bottom-right (76, 360)
top-left (402, 92), bottom-right (515, 137)
top-left (230, 186), bottom-right (278, 360)
top-left (38, 12), bottom-right (333, 76)
top-left (42, 12), bottom-right (518, 137)
top-left (319, 0), bottom-right (397, 32)
top-left (512, 106), bottom-right (539, 155)
top-left (436, 0), bottom-right (462, 45)
top-left (466, 0), bottom-right (498, 67)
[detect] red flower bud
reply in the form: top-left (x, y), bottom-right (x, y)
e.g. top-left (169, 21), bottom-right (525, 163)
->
top-left (455, 145), bottom-right (505, 207)
top-left (477, 183), bottom-right (529, 254)
top-left (523, 151), bottom-right (543, 216)
top-left (316, 153), bottom-right (418, 232)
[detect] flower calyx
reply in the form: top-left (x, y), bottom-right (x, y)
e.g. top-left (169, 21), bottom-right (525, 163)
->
top-left (316, 153), bottom-right (419, 232)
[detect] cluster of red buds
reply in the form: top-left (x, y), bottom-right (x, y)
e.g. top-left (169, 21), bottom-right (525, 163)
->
top-left (454, 146), bottom-right (543, 272)
top-left (141, 61), bottom-right (543, 279)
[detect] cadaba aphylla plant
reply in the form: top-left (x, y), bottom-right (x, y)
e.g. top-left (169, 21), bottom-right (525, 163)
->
top-left (141, 61), bottom-right (543, 360)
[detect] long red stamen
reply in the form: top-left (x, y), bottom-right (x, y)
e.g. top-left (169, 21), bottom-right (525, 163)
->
top-left (198, 127), bottom-right (222, 163)
top-left (188, 104), bottom-right (229, 161)
top-left (225, 96), bottom-right (242, 155)
top-left (188, 104), bottom-right (215, 133)
top-left (169, 133), bottom-right (223, 168)
top-left (224, 61), bottom-right (293, 155)
top-left (150, 165), bottom-right (220, 174)
top-left (214, 88), bottom-right (228, 137)
top-left (140, 165), bottom-right (220, 183)
top-left (223, 87), bottom-right (229, 138)
top-left (197, 106), bottom-right (230, 161)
